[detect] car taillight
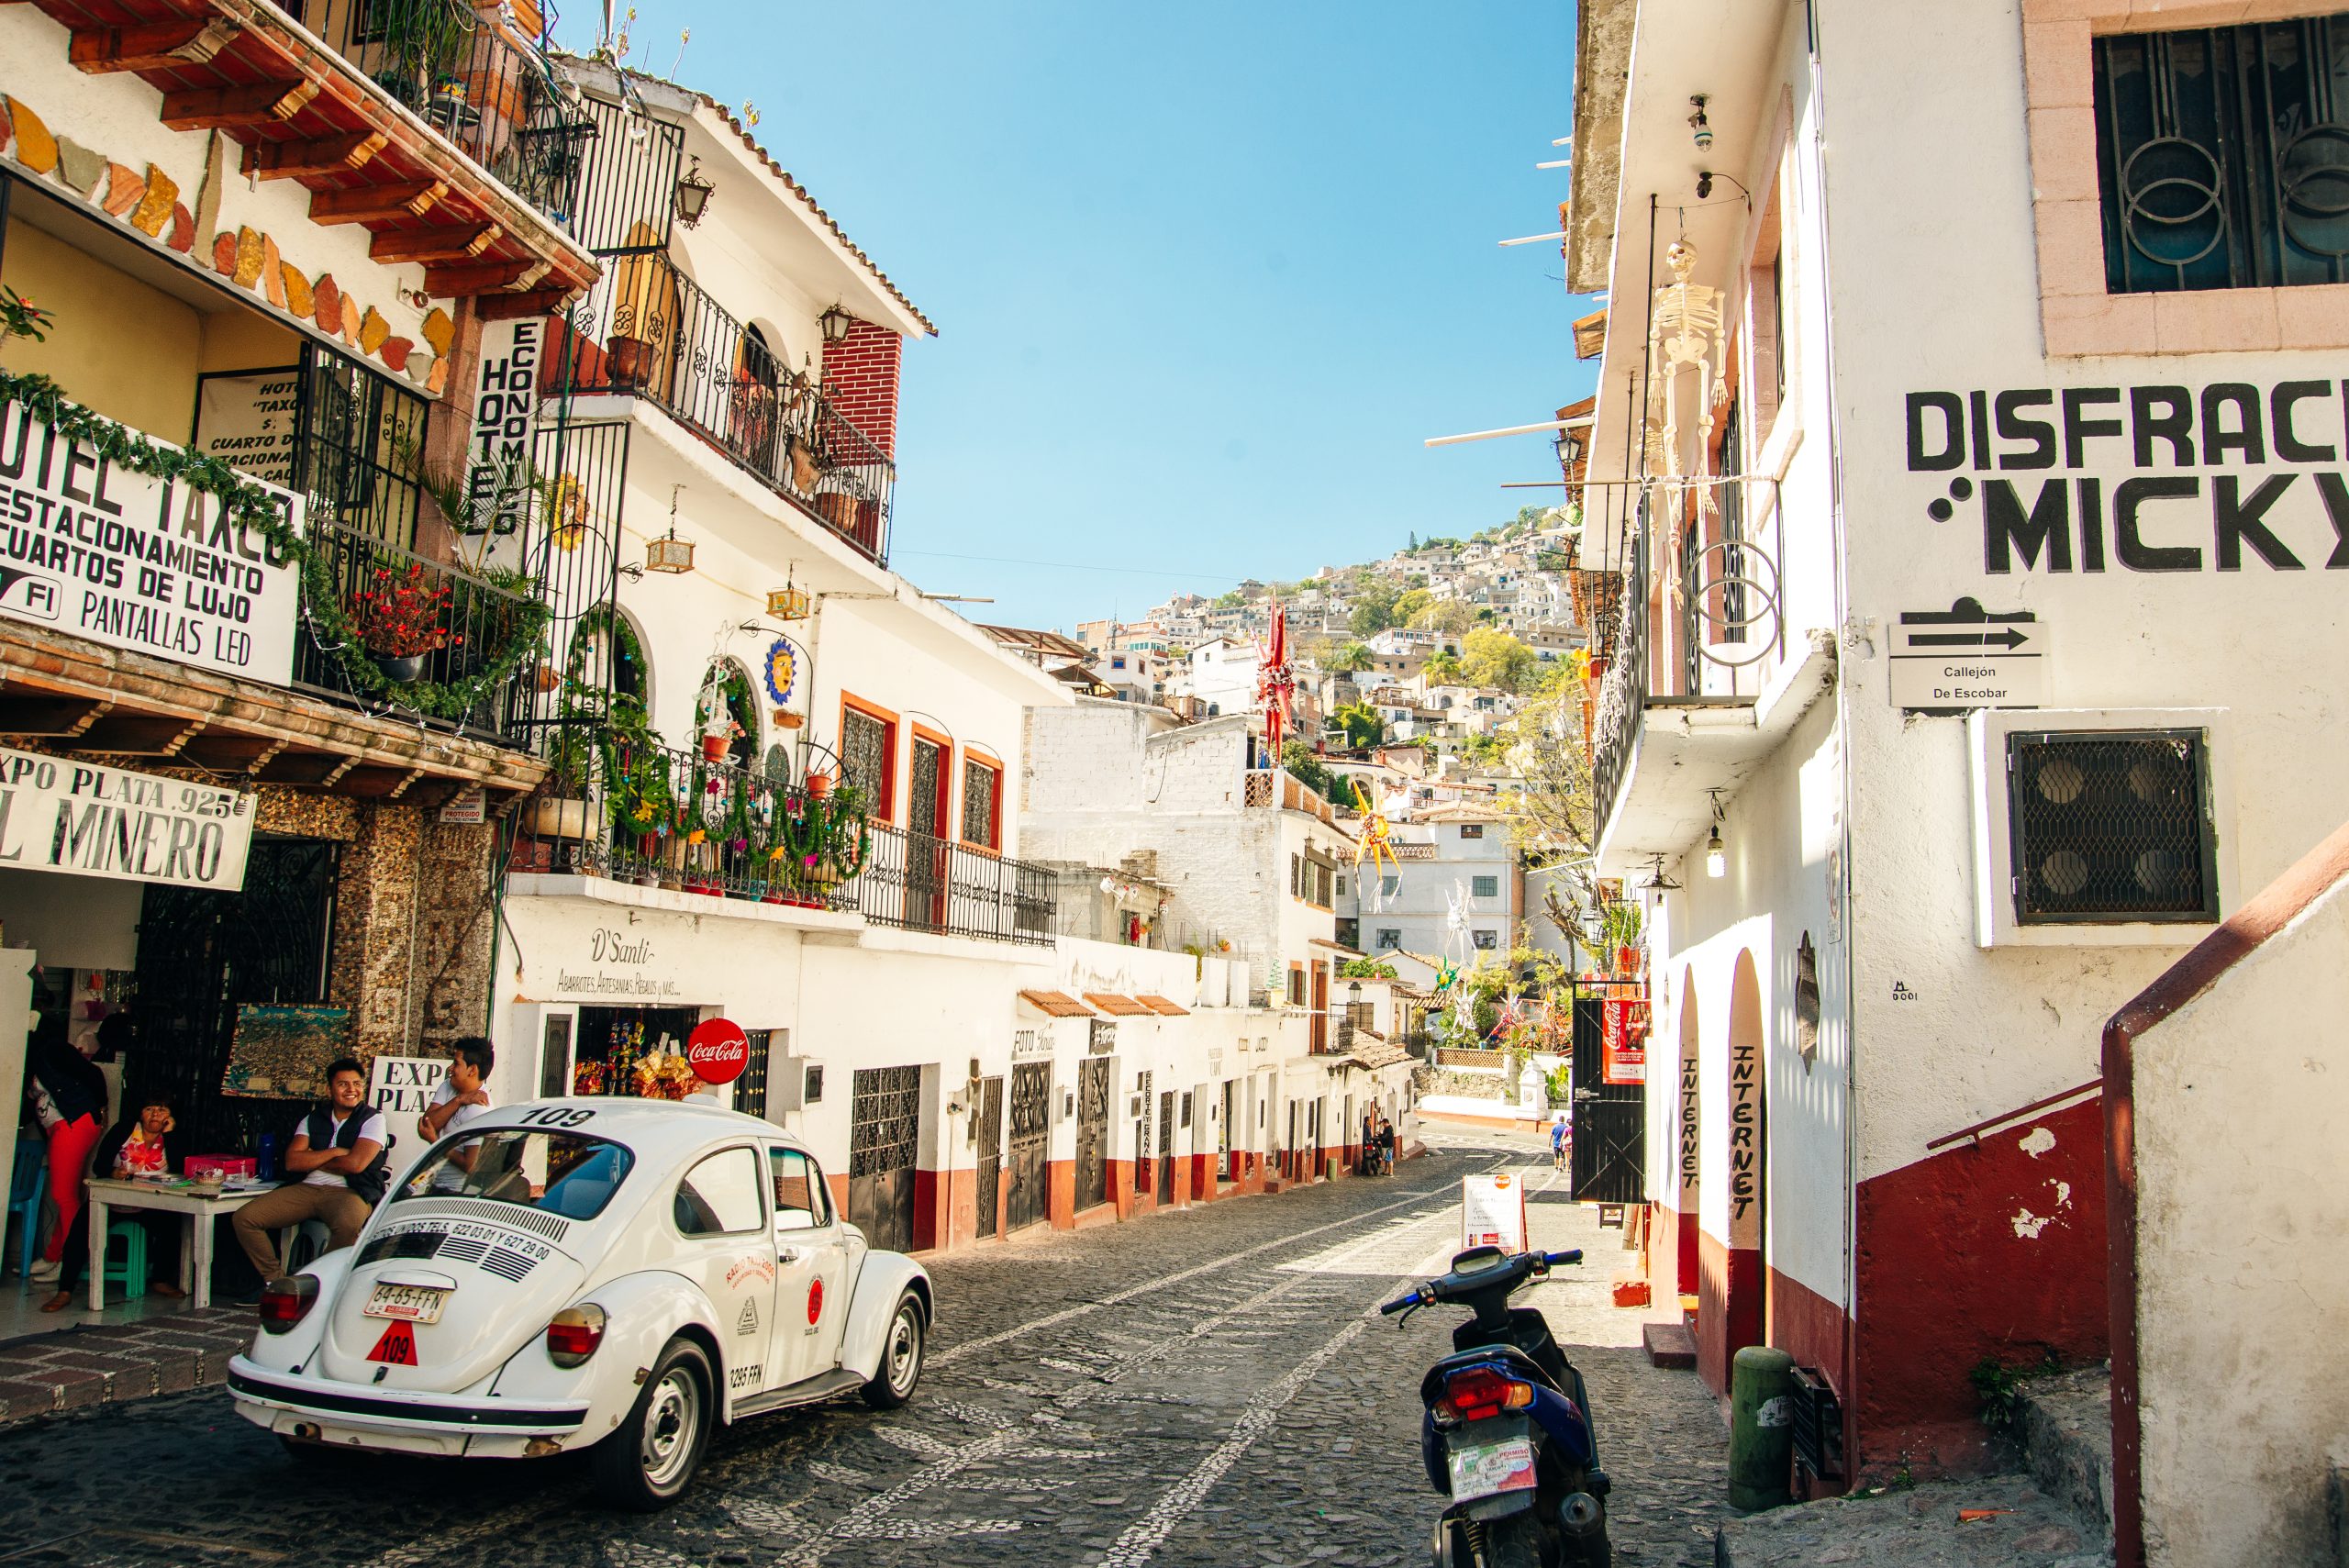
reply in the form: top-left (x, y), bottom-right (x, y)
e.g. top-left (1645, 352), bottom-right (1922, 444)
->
top-left (258, 1275), bottom-right (317, 1334)
top-left (1435, 1366), bottom-right (1535, 1423)
top-left (546, 1304), bottom-right (607, 1368)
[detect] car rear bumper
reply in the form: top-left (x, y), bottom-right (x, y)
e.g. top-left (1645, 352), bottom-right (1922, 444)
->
top-left (227, 1356), bottom-right (590, 1443)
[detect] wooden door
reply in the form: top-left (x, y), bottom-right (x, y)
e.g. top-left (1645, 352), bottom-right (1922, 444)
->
top-left (1074, 1057), bottom-right (1111, 1212)
top-left (1157, 1091), bottom-right (1175, 1203)
top-left (1006, 1063), bottom-right (1050, 1231)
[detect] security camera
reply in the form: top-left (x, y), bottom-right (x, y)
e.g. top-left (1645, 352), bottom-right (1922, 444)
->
top-left (1696, 171), bottom-right (1714, 200)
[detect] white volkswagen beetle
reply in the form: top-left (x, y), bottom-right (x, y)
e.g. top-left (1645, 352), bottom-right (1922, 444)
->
top-left (228, 1097), bottom-right (931, 1509)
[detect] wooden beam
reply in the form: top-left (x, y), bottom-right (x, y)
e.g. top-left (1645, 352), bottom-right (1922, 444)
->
top-left (160, 79), bottom-right (320, 132)
top-left (70, 17), bottom-right (239, 74)
top-left (253, 751), bottom-right (347, 786)
top-left (241, 131), bottom-right (387, 181)
top-left (342, 764), bottom-right (424, 799)
top-left (422, 258), bottom-right (534, 297)
top-left (178, 733), bottom-right (289, 774)
top-left (368, 223), bottom-right (502, 265)
top-left (0, 696), bottom-right (108, 738)
top-left (74, 715), bottom-right (205, 756)
top-left (475, 286), bottom-right (570, 320)
top-left (308, 180), bottom-right (447, 226)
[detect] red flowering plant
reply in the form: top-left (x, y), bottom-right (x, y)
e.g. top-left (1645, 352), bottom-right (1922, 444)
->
top-left (350, 561), bottom-right (460, 658)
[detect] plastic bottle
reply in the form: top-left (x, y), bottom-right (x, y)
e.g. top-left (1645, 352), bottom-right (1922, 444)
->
top-left (256, 1132), bottom-right (279, 1184)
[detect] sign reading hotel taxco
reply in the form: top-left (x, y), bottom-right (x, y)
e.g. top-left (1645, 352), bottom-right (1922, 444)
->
top-left (1909, 381), bottom-right (2349, 576)
top-left (0, 745), bottom-right (254, 890)
top-left (0, 395), bottom-right (304, 683)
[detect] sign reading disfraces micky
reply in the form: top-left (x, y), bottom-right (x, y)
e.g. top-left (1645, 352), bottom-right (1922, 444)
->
top-left (0, 744), bottom-right (254, 890)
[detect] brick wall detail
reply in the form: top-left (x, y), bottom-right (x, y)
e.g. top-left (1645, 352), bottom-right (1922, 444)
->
top-left (820, 318), bottom-right (903, 458)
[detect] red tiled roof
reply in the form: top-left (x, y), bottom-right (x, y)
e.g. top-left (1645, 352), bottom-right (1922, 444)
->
top-left (1082, 993), bottom-right (1152, 1018)
top-left (1134, 995), bottom-right (1189, 1017)
top-left (1016, 990), bottom-right (1093, 1018)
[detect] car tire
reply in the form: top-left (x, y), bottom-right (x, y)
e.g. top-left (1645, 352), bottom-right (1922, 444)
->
top-left (859, 1291), bottom-right (925, 1409)
top-left (593, 1335), bottom-right (713, 1510)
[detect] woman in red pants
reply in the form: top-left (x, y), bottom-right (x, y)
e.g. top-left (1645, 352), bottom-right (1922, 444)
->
top-left (23, 1017), bottom-right (106, 1284)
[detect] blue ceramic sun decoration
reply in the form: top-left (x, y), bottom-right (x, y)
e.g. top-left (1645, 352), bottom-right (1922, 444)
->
top-left (763, 638), bottom-right (798, 706)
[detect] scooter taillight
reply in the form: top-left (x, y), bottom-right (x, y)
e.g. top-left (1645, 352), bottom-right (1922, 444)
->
top-left (1435, 1365), bottom-right (1535, 1423)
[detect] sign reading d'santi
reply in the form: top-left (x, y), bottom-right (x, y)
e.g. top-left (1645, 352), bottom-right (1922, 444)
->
top-left (0, 746), bottom-right (254, 890)
top-left (0, 395), bottom-right (304, 684)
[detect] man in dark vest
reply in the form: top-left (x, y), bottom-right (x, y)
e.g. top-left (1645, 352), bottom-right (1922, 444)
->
top-left (231, 1058), bottom-right (387, 1291)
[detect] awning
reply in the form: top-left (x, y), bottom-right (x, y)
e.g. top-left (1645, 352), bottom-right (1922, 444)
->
top-left (1081, 993), bottom-right (1152, 1018)
top-left (1134, 995), bottom-right (1189, 1017)
top-left (1016, 990), bottom-right (1094, 1019)
top-left (1308, 938), bottom-right (1366, 957)
top-left (1347, 1042), bottom-right (1411, 1071)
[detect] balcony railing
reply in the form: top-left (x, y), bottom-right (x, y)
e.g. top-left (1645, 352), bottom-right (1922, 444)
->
top-left (293, 521), bottom-right (540, 745)
top-left (1587, 507), bottom-right (1648, 851)
top-left (553, 250), bottom-right (895, 564)
top-left (309, 0), bottom-right (593, 228)
top-left (509, 737), bottom-right (1053, 944)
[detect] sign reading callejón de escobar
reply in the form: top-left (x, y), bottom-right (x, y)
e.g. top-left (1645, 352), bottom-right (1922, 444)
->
top-left (0, 396), bottom-right (304, 684)
top-left (0, 745), bottom-right (254, 890)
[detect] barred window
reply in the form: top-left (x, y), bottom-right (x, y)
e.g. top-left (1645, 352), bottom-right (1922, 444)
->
top-left (841, 704), bottom-right (894, 817)
top-left (1459, 824), bottom-right (1485, 840)
top-left (1472, 875), bottom-right (1499, 898)
top-left (2094, 16), bottom-right (2349, 293)
top-left (962, 759), bottom-right (1000, 849)
top-left (2007, 730), bottom-right (2217, 924)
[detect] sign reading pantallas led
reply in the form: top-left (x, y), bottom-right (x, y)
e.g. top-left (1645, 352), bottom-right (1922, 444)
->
top-left (0, 397), bottom-right (304, 684)
top-left (0, 745), bottom-right (254, 891)
top-left (1908, 381), bottom-right (2349, 576)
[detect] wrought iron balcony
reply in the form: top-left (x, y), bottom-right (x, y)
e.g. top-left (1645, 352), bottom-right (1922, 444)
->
top-left (310, 0), bottom-right (593, 228)
top-left (551, 250), bottom-right (895, 564)
top-left (855, 820), bottom-right (1055, 946)
top-left (293, 520), bottom-right (540, 746)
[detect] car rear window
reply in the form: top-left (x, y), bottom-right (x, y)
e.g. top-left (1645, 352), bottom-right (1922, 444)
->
top-left (393, 1129), bottom-right (634, 1220)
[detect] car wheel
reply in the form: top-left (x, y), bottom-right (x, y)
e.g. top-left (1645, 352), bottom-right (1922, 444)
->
top-left (593, 1336), bottom-right (712, 1510)
top-left (859, 1292), bottom-right (925, 1409)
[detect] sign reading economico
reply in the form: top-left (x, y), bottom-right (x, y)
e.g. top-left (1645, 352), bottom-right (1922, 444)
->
top-left (0, 398), bottom-right (304, 684)
top-left (0, 745), bottom-right (254, 890)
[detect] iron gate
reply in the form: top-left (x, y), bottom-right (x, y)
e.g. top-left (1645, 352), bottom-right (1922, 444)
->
top-left (1157, 1091), bottom-right (1175, 1204)
top-left (1006, 1062), bottom-right (1050, 1232)
top-left (1220, 1080), bottom-right (1237, 1180)
top-left (975, 1075), bottom-right (1003, 1240)
top-left (1074, 1057), bottom-right (1111, 1212)
top-left (135, 837), bottom-right (340, 1155)
top-left (1571, 993), bottom-right (1647, 1203)
top-left (1132, 1070), bottom-right (1152, 1204)
top-left (849, 1065), bottom-right (921, 1252)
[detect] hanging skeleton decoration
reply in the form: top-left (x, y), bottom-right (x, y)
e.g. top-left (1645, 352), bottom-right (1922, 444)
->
top-left (1442, 881), bottom-right (1481, 1040)
top-left (1646, 237), bottom-right (1731, 617)
top-left (1255, 603), bottom-right (1297, 762)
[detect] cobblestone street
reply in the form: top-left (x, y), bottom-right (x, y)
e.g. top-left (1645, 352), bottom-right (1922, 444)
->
top-left (0, 1129), bottom-right (1731, 1568)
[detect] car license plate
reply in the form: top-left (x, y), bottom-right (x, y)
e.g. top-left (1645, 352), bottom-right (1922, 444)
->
top-left (362, 1283), bottom-right (449, 1325)
top-left (1448, 1434), bottom-right (1537, 1501)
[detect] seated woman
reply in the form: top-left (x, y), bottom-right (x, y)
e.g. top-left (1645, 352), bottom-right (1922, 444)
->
top-left (42, 1090), bottom-right (186, 1312)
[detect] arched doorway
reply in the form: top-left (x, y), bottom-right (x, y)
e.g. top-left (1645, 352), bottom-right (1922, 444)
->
top-left (1676, 965), bottom-right (1701, 1297)
top-left (694, 658), bottom-right (760, 771)
top-left (727, 322), bottom-right (783, 470)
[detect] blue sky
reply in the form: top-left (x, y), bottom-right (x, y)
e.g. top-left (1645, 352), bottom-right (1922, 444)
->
top-left (559, 2), bottom-right (1595, 632)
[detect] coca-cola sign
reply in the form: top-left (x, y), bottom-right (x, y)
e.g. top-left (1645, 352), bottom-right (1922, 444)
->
top-left (686, 1018), bottom-right (751, 1084)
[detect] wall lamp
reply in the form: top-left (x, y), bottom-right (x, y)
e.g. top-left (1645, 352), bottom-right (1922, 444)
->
top-left (674, 157), bottom-right (715, 228)
top-left (1705, 788), bottom-right (1727, 879)
top-left (818, 305), bottom-right (857, 345)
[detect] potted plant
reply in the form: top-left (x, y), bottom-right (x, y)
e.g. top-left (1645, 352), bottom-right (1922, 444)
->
top-left (351, 560), bottom-right (456, 681)
top-left (528, 697), bottom-right (598, 844)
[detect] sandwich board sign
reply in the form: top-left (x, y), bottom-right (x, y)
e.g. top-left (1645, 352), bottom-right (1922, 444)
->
top-left (1462, 1173), bottom-right (1527, 1251)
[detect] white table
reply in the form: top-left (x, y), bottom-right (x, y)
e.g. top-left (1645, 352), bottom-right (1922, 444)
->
top-left (84, 1177), bottom-right (282, 1311)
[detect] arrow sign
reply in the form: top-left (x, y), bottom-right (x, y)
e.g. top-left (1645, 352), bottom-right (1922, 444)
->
top-left (1898, 595), bottom-right (2035, 628)
top-left (1906, 628), bottom-right (2032, 650)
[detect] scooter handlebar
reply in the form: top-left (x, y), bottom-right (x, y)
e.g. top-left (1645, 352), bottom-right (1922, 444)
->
top-left (1379, 1290), bottom-right (1423, 1316)
top-left (1543, 1249), bottom-right (1584, 1267)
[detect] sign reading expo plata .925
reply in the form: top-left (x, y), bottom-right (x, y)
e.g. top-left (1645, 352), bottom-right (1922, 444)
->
top-left (0, 744), bottom-right (254, 891)
top-left (0, 396), bottom-right (304, 684)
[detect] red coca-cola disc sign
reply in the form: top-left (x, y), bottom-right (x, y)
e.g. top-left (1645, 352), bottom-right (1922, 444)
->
top-left (685, 1018), bottom-right (750, 1084)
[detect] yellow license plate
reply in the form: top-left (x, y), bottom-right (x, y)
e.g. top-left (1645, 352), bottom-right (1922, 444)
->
top-left (362, 1283), bottom-right (449, 1325)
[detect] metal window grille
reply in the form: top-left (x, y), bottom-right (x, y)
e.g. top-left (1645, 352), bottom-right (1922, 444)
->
top-left (1089, 1019), bottom-right (1117, 1054)
top-left (2007, 729), bottom-right (2217, 924)
top-left (962, 761), bottom-right (999, 849)
top-left (1472, 875), bottom-right (1499, 898)
top-left (2094, 16), bottom-right (2349, 292)
top-left (1459, 824), bottom-right (1484, 839)
top-left (842, 708), bottom-right (891, 812)
top-left (737, 1028), bottom-right (774, 1123)
top-left (295, 345), bottom-right (427, 547)
top-left (847, 1066), bottom-right (920, 1179)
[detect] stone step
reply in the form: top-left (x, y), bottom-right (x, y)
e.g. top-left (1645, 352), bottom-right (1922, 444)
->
top-left (1714, 1473), bottom-right (2110, 1567)
top-left (1642, 1319), bottom-right (1696, 1369)
top-left (2010, 1366), bottom-right (2114, 1540)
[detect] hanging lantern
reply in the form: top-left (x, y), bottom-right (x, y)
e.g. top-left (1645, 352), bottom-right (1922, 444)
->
top-left (646, 531), bottom-right (696, 573)
top-left (674, 157), bottom-right (715, 228)
top-left (766, 583), bottom-right (811, 620)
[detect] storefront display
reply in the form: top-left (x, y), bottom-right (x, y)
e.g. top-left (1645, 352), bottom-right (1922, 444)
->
top-left (572, 1005), bottom-right (705, 1099)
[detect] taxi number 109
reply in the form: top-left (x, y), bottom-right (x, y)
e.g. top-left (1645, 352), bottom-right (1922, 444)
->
top-left (514, 1106), bottom-right (597, 1127)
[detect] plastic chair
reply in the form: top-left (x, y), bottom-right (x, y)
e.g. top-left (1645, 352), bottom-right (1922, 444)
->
top-left (283, 1218), bottom-right (331, 1273)
top-left (6, 1143), bottom-right (46, 1279)
top-left (101, 1219), bottom-right (147, 1303)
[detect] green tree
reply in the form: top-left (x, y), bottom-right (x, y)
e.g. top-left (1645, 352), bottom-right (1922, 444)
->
top-left (1325, 641), bottom-right (1375, 673)
top-left (1331, 701), bottom-right (1385, 749)
top-left (1461, 628), bottom-right (1541, 694)
top-left (1280, 740), bottom-right (1334, 798)
top-left (1423, 649), bottom-right (1464, 684)
top-left (1350, 580), bottom-right (1403, 637)
top-left (1415, 599), bottom-right (1478, 637)
top-left (1391, 587), bottom-right (1434, 625)
top-left (1213, 590), bottom-right (1244, 610)
top-left (1408, 530), bottom-right (1419, 550)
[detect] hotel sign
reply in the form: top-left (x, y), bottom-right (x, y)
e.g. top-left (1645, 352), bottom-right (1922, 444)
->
top-left (0, 396), bottom-right (304, 684)
top-left (0, 746), bottom-right (253, 890)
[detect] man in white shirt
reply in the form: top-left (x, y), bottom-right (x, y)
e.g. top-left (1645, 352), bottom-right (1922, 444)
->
top-left (231, 1059), bottom-right (385, 1288)
top-left (417, 1038), bottom-right (494, 1192)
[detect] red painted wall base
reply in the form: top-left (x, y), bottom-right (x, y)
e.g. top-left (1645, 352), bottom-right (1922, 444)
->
top-left (1696, 1229), bottom-right (1763, 1398)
